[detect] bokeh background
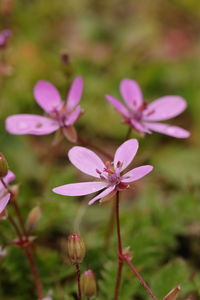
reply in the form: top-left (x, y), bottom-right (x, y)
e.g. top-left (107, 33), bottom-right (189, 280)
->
top-left (0, 0), bottom-right (200, 299)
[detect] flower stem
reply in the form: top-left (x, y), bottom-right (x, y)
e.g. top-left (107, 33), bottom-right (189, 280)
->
top-left (124, 257), bottom-right (157, 300)
top-left (124, 126), bottom-right (132, 141)
top-left (75, 263), bottom-right (82, 300)
top-left (1, 178), bottom-right (44, 299)
top-left (113, 191), bottom-right (124, 300)
top-left (78, 135), bottom-right (113, 160)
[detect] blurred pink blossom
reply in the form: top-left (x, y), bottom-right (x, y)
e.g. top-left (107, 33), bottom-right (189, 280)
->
top-left (105, 79), bottom-right (190, 138)
top-left (0, 170), bottom-right (15, 213)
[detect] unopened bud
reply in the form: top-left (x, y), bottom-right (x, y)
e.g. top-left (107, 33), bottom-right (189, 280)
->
top-left (0, 153), bottom-right (8, 178)
top-left (80, 269), bottom-right (96, 298)
top-left (67, 233), bottom-right (85, 264)
top-left (62, 126), bottom-right (77, 143)
top-left (25, 206), bottom-right (41, 233)
top-left (163, 286), bottom-right (181, 300)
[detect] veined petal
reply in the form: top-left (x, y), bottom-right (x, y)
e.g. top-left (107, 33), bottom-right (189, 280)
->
top-left (6, 114), bottom-right (59, 135)
top-left (145, 122), bottom-right (190, 138)
top-left (143, 96), bottom-right (187, 121)
top-left (53, 181), bottom-right (108, 196)
top-left (34, 81), bottom-right (63, 113)
top-left (88, 185), bottom-right (115, 205)
top-left (65, 106), bottom-right (82, 126)
top-left (120, 79), bottom-right (143, 110)
top-left (105, 95), bottom-right (130, 118)
top-left (68, 146), bottom-right (105, 177)
top-left (114, 139), bottom-right (139, 172)
top-left (66, 77), bottom-right (83, 111)
top-left (0, 193), bottom-right (10, 214)
top-left (122, 165), bottom-right (153, 183)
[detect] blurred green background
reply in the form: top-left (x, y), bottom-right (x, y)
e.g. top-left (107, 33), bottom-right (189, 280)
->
top-left (0, 0), bottom-right (200, 299)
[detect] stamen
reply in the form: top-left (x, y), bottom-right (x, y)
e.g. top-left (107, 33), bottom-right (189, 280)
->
top-left (96, 169), bottom-right (101, 175)
top-left (117, 161), bottom-right (122, 168)
top-left (100, 175), bottom-right (106, 180)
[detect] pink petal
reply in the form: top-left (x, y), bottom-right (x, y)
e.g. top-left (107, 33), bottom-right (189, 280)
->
top-left (6, 114), bottom-right (59, 135)
top-left (65, 106), bottom-right (82, 126)
top-left (120, 79), bottom-right (143, 110)
top-left (114, 139), bottom-right (139, 172)
top-left (143, 96), bottom-right (187, 121)
top-left (4, 170), bottom-right (15, 185)
top-left (122, 165), bottom-right (153, 183)
top-left (68, 146), bottom-right (105, 177)
top-left (66, 77), bottom-right (83, 111)
top-left (105, 95), bottom-right (130, 118)
top-left (53, 181), bottom-right (108, 196)
top-left (130, 119), bottom-right (152, 134)
top-left (34, 81), bottom-right (63, 113)
top-left (0, 193), bottom-right (10, 214)
top-left (88, 185), bottom-right (115, 205)
top-left (145, 122), bottom-right (190, 138)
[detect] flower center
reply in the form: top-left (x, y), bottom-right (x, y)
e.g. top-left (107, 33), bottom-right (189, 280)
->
top-left (50, 105), bottom-right (69, 127)
top-left (96, 160), bottom-right (122, 186)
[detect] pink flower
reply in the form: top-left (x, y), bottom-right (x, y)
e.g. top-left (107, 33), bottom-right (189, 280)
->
top-left (5, 77), bottom-right (84, 142)
top-left (0, 29), bottom-right (11, 49)
top-left (0, 171), bottom-right (15, 214)
top-left (53, 139), bottom-right (153, 205)
top-left (105, 79), bottom-right (190, 138)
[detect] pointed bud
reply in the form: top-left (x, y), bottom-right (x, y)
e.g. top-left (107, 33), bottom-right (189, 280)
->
top-left (80, 269), bottom-right (96, 298)
top-left (0, 153), bottom-right (8, 178)
top-left (67, 233), bottom-right (85, 264)
top-left (63, 126), bottom-right (77, 143)
top-left (25, 206), bottom-right (41, 234)
top-left (163, 286), bottom-right (181, 300)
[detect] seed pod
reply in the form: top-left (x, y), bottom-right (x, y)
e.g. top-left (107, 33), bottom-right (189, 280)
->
top-left (25, 206), bottom-right (41, 234)
top-left (0, 153), bottom-right (8, 178)
top-left (67, 233), bottom-right (85, 264)
top-left (80, 269), bottom-right (96, 298)
top-left (163, 286), bottom-right (181, 300)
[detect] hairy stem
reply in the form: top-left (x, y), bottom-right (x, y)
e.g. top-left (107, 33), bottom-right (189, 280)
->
top-left (75, 263), bottom-right (82, 300)
top-left (124, 257), bottom-right (157, 300)
top-left (113, 191), bottom-right (124, 300)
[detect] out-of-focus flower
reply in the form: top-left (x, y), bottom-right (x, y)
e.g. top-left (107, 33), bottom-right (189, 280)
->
top-left (80, 269), bottom-right (96, 298)
top-left (0, 246), bottom-right (7, 258)
top-left (53, 139), bottom-right (153, 205)
top-left (105, 79), bottom-right (190, 138)
top-left (0, 170), bottom-right (15, 214)
top-left (42, 290), bottom-right (53, 300)
top-left (6, 77), bottom-right (84, 143)
top-left (0, 29), bottom-right (11, 49)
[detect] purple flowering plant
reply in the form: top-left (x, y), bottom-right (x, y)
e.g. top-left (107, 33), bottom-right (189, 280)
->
top-left (6, 76), bottom-right (84, 142)
top-left (106, 78), bottom-right (190, 138)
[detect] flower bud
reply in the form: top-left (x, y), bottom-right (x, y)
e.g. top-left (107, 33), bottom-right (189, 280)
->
top-left (25, 206), bottom-right (41, 234)
top-left (67, 233), bottom-right (85, 264)
top-left (0, 153), bottom-right (8, 178)
top-left (163, 286), bottom-right (181, 300)
top-left (80, 269), bottom-right (96, 298)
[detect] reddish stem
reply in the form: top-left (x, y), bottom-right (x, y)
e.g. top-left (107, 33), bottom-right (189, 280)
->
top-left (113, 191), bottom-right (124, 300)
top-left (124, 257), bottom-right (157, 300)
top-left (1, 178), bottom-right (43, 299)
top-left (75, 263), bottom-right (82, 300)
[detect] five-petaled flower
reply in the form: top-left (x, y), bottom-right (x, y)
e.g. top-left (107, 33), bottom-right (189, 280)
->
top-left (5, 77), bottom-right (84, 142)
top-left (105, 78), bottom-right (190, 138)
top-left (0, 171), bottom-right (15, 214)
top-left (53, 139), bottom-right (153, 205)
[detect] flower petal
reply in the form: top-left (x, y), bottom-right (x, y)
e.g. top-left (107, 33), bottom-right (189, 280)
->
top-left (114, 139), bottom-right (139, 172)
top-left (130, 119), bottom-right (151, 134)
top-left (34, 81), bottom-right (63, 113)
top-left (143, 96), bottom-right (187, 121)
top-left (53, 181), bottom-right (108, 196)
top-left (4, 170), bottom-right (15, 185)
top-left (145, 122), bottom-right (190, 138)
top-left (68, 146), bottom-right (105, 177)
top-left (120, 79), bottom-right (143, 110)
top-left (122, 165), bottom-right (153, 183)
top-left (65, 106), bottom-right (82, 126)
top-left (66, 77), bottom-right (83, 111)
top-left (0, 193), bottom-right (10, 214)
top-left (88, 185), bottom-right (115, 205)
top-left (105, 95), bottom-right (130, 118)
top-left (6, 114), bottom-right (59, 135)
